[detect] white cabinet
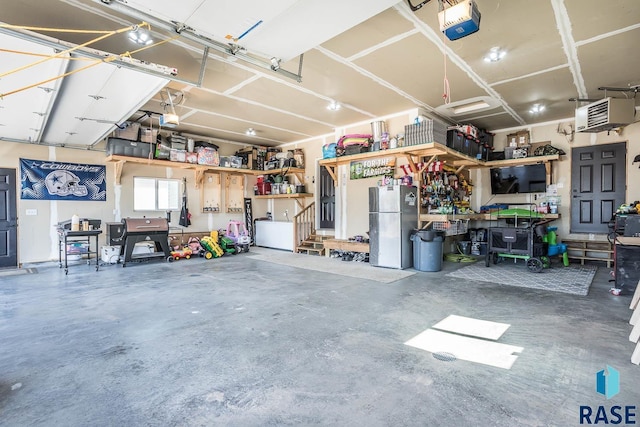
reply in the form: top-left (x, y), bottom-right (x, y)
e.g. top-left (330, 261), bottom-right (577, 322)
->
top-left (255, 220), bottom-right (294, 251)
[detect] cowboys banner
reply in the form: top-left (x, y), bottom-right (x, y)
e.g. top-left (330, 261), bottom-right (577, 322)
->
top-left (20, 158), bottom-right (106, 201)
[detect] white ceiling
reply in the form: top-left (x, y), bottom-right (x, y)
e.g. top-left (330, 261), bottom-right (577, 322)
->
top-left (116, 0), bottom-right (401, 61)
top-left (1, 0), bottom-right (639, 148)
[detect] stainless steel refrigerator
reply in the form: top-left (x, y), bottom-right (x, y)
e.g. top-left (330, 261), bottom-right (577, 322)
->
top-left (369, 185), bottom-right (418, 269)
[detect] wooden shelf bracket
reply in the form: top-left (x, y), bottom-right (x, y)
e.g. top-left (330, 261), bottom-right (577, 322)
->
top-left (323, 164), bottom-right (337, 186)
top-left (113, 160), bottom-right (124, 185)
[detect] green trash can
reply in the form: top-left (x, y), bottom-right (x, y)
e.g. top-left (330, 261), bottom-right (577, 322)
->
top-left (411, 230), bottom-right (444, 272)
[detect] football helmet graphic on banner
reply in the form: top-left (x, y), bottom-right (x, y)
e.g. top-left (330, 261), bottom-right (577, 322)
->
top-left (44, 170), bottom-right (88, 197)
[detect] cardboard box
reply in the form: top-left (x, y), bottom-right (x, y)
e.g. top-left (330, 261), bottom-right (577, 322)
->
top-left (507, 130), bottom-right (530, 147)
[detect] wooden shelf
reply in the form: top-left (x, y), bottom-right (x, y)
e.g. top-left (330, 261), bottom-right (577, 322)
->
top-left (105, 154), bottom-right (255, 174)
top-left (105, 155), bottom-right (306, 188)
top-left (477, 154), bottom-right (560, 168)
top-left (105, 154), bottom-right (259, 186)
top-left (563, 238), bottom-right (614, 268)
top-left (318, 142), bottom-right (482, 187)
top-left (616, 236), bottom-right (640, 246)
top-left (323, 239), bottom-right (370, 254)
top-left (247, 167), bottom-right (306, 176)
top-left (248, 167), bottom-right (306, 184)
top-left (254, 193), bottom-right (313, 208)
top-left (317, 144), bottom-right (559, 170)
top-left (420, 213), bottom-right (560, 222)
top-left (254, 193), bottom-right (313, 199)
top-left (318, 142), bottom-right (482, 168)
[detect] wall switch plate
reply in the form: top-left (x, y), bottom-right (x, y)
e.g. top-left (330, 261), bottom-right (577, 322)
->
top-left (26, 209), bottom-right (37, 216)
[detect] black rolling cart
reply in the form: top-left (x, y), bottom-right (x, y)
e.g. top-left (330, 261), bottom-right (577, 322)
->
top-left (485, 204), bottom-right (553, 273)
top-left (56, 220), bottom-right (102, 275)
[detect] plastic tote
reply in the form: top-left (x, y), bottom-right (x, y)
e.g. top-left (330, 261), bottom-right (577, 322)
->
top-left (411, 230), bottom-right (444, 272)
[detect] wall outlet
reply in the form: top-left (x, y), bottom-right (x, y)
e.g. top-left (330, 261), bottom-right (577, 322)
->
top-left (25, 209), bottom-right (37, 216)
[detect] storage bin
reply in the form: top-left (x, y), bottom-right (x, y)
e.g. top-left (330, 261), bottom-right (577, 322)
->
top-left (196, 147), bottom-right (219, 166)
top-left (155, 143), bottom-right (171, 160)
top-left (464, 138), bottom-right (479, 158)
top-left (432, 220), bottom-right (469, 236)
top-left (106, 138), bottom-right (154, 158)
top-left (504, 146), bottom-right (516, 159)
top-left (478, 129), bottom-right (494, 147)
top-left (446, 130), bottom-right (465, 152)
top-left (185, 152), bottom-right (198, 164)
top-left (114, 122), bottom-right (140, 141)
top-left (170, 149), bottom-right (186, 162)
top-left (140, 128), bottom-right (158, 143)
top-left (230, 156), bottom-right (243, 168)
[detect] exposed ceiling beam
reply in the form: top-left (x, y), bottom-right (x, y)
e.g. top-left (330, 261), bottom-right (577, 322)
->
top-left (550, 0), bottom-right (587, 99)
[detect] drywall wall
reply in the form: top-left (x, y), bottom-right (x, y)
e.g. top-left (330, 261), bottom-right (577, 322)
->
top-left (1, 141), bottom-right (116, 263)
top-left (0, 138), bottom-right (251, 264)
top-left (6, 106), bottom-right (634, 263)
top-left (477, 119), bottom-right (640, 240)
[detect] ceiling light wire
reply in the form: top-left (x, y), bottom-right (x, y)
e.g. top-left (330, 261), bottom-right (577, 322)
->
top-left (439, 1), bottom-right (451, 105)
top-left (0, 29), bottom-right (181, 99)
top-left (0, 48), bottom-right (93, 61)
top-left (0, 22), bottom-right (149, 80)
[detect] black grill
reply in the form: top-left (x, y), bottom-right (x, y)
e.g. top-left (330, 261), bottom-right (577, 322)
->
top-left (121, 218), bottom-right (171, 267)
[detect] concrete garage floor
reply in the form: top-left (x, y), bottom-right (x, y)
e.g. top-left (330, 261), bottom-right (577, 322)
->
top-left (1, 249), bottom-right (639, 426)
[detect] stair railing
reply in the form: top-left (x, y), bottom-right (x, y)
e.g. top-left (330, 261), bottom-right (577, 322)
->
top-left (293, 202), bottom-right (315, 249)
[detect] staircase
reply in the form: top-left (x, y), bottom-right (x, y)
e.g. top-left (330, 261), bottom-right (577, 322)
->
top-left (293, 202), bottom-right (333, 255)
top-left (296, 233), bottom-right (332, 255)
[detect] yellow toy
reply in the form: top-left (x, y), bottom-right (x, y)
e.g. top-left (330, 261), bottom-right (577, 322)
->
top-left (170, 246), bottom-right (193, 260)
top-left (200, 236), bottom-right (223, 259)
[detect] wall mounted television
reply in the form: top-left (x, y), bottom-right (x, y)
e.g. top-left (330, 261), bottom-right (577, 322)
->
top-left (490, 163), bottom-right (547, 194)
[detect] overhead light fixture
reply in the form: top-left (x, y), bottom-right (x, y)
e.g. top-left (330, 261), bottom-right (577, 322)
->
top-left (484, 47), bottom-right (506, 63)
top-left (452, 100), bottom-right (491, 114)
top-left (434, 96), bottom-right (501, 116)
top-left (327, 101), bottom-right (341, 111)
top-left (128, 25), bottom-right (153, 46)
top-left (246, 128), bottom-right (256, 136)
top-left (529, 103), bottom-right (545, 114)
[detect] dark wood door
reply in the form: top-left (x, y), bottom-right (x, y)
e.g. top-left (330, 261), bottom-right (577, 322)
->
top-left (0, 168), bottom-right (18, 268)
top-left (571, 143), bottom-right (626, 233)
top-left (319, 166), bottom-right (335, 229)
